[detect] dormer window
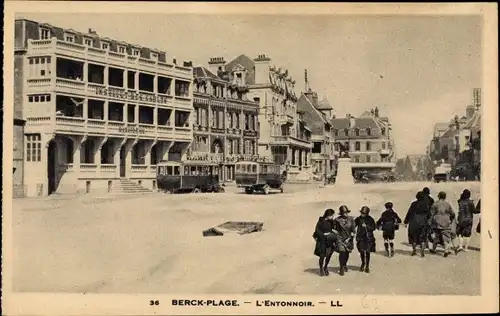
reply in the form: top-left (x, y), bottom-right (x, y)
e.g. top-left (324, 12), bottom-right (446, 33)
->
top-left (101, 42), bottom-right (109, 50)
top-left (366, 128), bottom-right (371, 136)
top-left (64, 34), bottom-right (75, 43)
top-left (344, 129), bottom-right (349, 137)
top-left (84, 38), bottom-right (93, 47)
top-left (40, 28), bottom-right (51, 40)
top-left (118, 46), bottom-right (126, 54)
top-left (354, 128), bottom-right (360, 136)
top-left (381, 127), bottom-right (386, 136)
top-left (132, 49), bottom-right (140, 56)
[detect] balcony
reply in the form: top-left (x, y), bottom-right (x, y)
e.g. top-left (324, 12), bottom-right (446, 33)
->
top-left (270, 135), bottom-right (313, 149)
top-left (243, 130), bottom-right (258, 137)
top-left (186, 152), bottom-right (223, 164)
top-left (26, 38), bottom-right (192, 79)
top-left (24, 115), bottom-right (192, 141)
top-left (277, 114), bottom-right (294, 125)
top-left (55, 78), bottom-right (86, 94)
top-left (379, 149), bottom-right (391, 156)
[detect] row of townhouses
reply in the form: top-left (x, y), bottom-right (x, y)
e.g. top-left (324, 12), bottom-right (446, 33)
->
top-left (427, 88), bottom-right (481, 180)
top-left (13, 18), bottom-right (396, 197)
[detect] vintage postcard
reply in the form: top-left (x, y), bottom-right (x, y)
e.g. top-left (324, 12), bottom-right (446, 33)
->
top-left (2, 1), bottom-right (499, 315)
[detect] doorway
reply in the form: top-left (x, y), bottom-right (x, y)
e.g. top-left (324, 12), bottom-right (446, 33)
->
top-left (47, 140), bottom-right (57, 195)
top-left (120, 146), bottom-right (126, 178)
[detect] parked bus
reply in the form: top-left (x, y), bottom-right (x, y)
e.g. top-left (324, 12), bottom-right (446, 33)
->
top-left (235, 160), bottom-right (286, 194)
top-left (156, 161), bottom-right (224, 193)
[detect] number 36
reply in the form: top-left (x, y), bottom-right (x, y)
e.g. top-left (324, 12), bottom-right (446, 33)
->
top-left (150, 300), bottom-right (160, 306)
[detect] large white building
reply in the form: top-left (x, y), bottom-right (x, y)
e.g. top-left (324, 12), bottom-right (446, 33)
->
top-left (15, 19), bottom-right (194, 196)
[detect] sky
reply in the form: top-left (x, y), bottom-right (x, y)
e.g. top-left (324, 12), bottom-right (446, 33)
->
top-left (17, 13), bottom-right (482, 157)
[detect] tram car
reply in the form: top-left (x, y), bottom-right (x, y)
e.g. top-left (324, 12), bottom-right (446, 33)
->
top-left (234, 160), bottom-right (286, 194)
top-left (156, 161), bottom-right (225, 194)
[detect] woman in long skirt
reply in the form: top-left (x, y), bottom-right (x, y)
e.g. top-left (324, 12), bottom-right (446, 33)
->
top-left (333, 205), bottom-right (356, 276)
top-left (354, 206), bottom-right (377, 273)
top-left (456, 189), bottom-right (480, 251)
top-left (404, 191), bottom-right (430, 257)
top-left (313, 208), bottom-right (337, 276)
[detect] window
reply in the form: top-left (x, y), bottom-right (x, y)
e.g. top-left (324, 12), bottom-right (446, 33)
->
top-left (366, 141), bottom-right (371, 151)
top-left (355, 142), bottom-right (361, 151)
top-left (355, 128), bottom-right (360, 136)
top-left (173, 166), bottom-right (180, 175)
top-left (333, 129), bottom-right (338, 137)
top-left (65, 34), bottom-right (75, 43)
top-left (366, 128), bottom-right (371, 136)
top-left (158, 166), bottom-right (164, 175)
top-left (118, 46), bottom-right (126, 53)
top-left (133, 49), bottom-right (140, 56)
top-left (382, 142), bottom-right (386, 149)
top-left (40, 28), bottom-right (51, 40)
top-left (26, 134), bottom-right (42, 162)
top-left (381, 128), bottom-right (386, 136)
top-left (354, 156), bottom-right (360, 163)
top-left (166, 166), bottom-right (173, 175)
top-left (84, 38), bottom-right (93, 46)
top-left (344, 129), bottom-right (349, 137)
top-left (28, 94), bottom-right (51, 102)
top-left (101, 42), bottom-right (109, 50)
top-left (366, 155), bottom-right (371, 163)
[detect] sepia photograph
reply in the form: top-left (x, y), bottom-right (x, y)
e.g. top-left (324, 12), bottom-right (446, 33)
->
top-left (2, 1), bottom-right (498, 315)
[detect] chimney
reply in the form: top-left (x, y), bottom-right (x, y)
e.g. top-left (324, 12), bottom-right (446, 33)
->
top-left (374, 107), bottom-right (379, 117)
top-left (173, 58), bottom-right (177, 65)
top-left (349, 116), bottom-right (356, 128)
top-left (466, 105), bottom-right (475, 119)
top-left (208, 57), bottom-right (226, 77)
top-left (254, 54), bottom-right (271, 84)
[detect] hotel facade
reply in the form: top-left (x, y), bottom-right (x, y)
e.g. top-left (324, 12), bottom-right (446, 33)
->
top-left (331, 107), bottom-right (396, 175)
top-left (222, 54), bottom-right (313, 181)
top-left (191, 62), bottom-right (260, 182)
top-left (15, 19), bottom-right (194, 197)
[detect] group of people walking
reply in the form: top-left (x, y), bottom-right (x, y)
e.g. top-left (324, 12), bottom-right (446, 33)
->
top-left (313, 187), bottom-right (481, 277)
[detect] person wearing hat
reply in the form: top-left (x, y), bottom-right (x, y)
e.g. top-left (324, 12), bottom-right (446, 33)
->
top-left (404, 191), bottom-right (431, 257)
top-left (376, 202), bottom-right (402, 257)
top-left (422, 187), bottom-right (435, 249)
top-left (313, 209), bottom-right (338, 276)
top-left (456, 189), bottom-right (480, 252)
top-left (354, 206), bottom-right (377, 273)
top-left (429, 191), bottom-right (457, 257)
top-left (332, 205), bottom-right (356, 276)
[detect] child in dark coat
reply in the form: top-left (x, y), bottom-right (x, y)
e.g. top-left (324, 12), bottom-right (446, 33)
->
top-left (376, 202), bottom-right (402, 257)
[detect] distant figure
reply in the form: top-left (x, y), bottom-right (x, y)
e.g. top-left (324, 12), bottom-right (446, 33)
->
top-left (429, 191), bottom-right (457, 257)
top-left (404, 191), bottom-right (430, 257)
top-left (313, 209), bottom-right (338, 277)
top-left (333, 205), bottom-right (356, 276)
top-left (456, 189), bottom-right (480, 252)
top-left (376, 202), bottom-right (402, 257)
top-left (354, 206), bottom-right (377, 273)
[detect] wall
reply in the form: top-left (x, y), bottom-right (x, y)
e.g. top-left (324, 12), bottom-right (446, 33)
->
top-left (13, 123), bottom-right (25, 197)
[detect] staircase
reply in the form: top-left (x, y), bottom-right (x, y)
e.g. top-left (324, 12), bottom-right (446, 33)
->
top-left (109, 178), bottom-right (153, 195)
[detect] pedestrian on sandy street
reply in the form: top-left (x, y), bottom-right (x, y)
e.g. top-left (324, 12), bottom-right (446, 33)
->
top-left (333, 205), bottom-right (356, 276)
top-left (475, 199), bottom-right (481, 234)
top-left (354, 206), bottom-right (377, 273)
top-left (456, 189), bottom-right (480, 252)
top-left (422, 187), bottom-right (435, 249)
top-left (429, 191), bottom-right (457, 257)
top-left (404, 191), bottom-right (430, 257)
top-left (313, 208), bottom-right (338, 276)
top-left (376, 202), bottom-right (402, 257)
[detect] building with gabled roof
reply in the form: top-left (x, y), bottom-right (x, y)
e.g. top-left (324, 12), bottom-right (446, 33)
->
top-left (297, 87), bottom-right (335, 177)
top-left (211, 53), bottom-right (313, 181)
top-left (330, 106), bottom-right (396, 175)
top-left (191, 64), bottom-right (259, 182)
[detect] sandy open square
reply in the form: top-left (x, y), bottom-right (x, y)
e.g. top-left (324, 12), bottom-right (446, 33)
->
top-left (12, 182), bottom-right (481, 295)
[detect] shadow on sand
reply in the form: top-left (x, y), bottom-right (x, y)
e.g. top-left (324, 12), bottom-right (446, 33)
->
top-left (304, 265), bottom-right (363, 276)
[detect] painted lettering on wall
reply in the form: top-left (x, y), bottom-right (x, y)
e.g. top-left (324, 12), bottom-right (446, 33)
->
top-left (118, 127), bottom-right (145, 134)
top-left (95, 87), bottom-right (169, 104)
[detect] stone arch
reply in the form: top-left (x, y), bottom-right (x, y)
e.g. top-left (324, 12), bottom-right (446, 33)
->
top-left (211, 138), bottom-right (223, 154)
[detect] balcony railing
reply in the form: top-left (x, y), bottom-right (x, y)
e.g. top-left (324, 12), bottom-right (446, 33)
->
top-left (25, 116), bottom-right (192, 140)
top-left (26, 38), bottom-right (192, 78)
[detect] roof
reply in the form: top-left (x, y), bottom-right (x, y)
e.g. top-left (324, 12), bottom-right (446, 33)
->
top-left (316, 95), bottom-right (333, 110)
top-left (193, 66), bottom-right (222, 81)
top-left (330, 117), bottom-right (380, 130)
top-left (463, 110), bottom-right (481, 130)
top-left (297, 93), bottom-right (329, 135)
top-left (225, 54), bottom-right (256, 85)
